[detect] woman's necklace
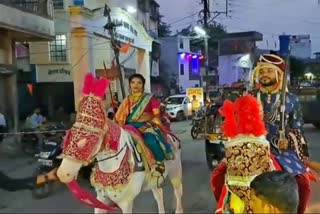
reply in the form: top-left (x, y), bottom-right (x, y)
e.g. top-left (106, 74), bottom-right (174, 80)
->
top-left (130, 92), bottom-right (143, 103)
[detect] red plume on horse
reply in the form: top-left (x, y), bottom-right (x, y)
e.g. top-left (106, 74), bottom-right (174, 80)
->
top-left (82, 73), bottom-right (109, 98)
top-left (219, 95), bottom-right (266, 138)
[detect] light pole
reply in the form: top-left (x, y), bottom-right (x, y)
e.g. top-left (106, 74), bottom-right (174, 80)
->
top-left (194, 26), bottom-right (209, 88)
top-left (194, 26), bottom-right (209, 94)
top-left (194, 26), bottom-right (210, 137)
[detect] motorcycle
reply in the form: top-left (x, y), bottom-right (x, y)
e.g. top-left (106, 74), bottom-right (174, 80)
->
top-left (31, 124), bottom-right (66, 198)
top-left (191, 103), bottom-right (222, 139)
top-left (20, 123), bottom-right (65, 156)
top-left (191, 109), bottom-right (205, 139)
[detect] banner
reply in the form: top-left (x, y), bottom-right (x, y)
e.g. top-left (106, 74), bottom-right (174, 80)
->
top-left (186, 88), bottom-right (204, 111)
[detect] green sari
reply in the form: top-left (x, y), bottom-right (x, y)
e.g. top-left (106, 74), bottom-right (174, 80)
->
top-left (126, 93), bottom-right (173, 162)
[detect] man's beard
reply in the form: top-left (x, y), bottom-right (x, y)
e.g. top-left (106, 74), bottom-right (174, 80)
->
top-left (259, 77), bottom-right (277, 87)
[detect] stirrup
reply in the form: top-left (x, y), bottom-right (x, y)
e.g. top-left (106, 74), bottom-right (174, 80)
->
top-left (151, 163), bottom-right (165, 177)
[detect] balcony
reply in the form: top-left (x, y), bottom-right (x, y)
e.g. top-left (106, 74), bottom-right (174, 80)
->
top-left (0, 0), bottom-right (55, 41)
top-left (0, 0), bottom-right (53, 18)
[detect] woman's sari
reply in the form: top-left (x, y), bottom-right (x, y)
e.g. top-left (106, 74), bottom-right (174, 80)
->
top-left (115, 93), bottom-right (173, 163)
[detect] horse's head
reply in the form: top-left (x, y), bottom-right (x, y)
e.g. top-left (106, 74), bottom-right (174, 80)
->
top-left (57, 73), bottom-right (110, 183)
top-left (219, 95), bottom-right (271, 208)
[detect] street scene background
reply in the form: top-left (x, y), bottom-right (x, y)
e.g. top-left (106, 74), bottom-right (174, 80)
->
top-left (0, 121), bottom-right (319, 213)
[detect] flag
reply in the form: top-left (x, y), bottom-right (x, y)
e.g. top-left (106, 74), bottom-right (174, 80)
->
top-left (27, 83), bottom-right (33, 96)
top-left (118, 42), bottom-right (131, 53)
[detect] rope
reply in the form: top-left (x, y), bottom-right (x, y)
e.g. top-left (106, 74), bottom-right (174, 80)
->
top-left (0, 129), bottom-right (66, 135)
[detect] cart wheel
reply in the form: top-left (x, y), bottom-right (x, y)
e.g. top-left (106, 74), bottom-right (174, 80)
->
top-left (32, 182), bottom-right (52, 199)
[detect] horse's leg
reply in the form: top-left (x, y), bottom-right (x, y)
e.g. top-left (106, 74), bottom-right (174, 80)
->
top-left (168, 154), bottom-right (183, 213)
top-left (117, 200), bottom-right (134, 214)
top-left (114, 172), bottom-right (146, 213)
top-left (152, 187), bottom-right (165, 213)
top-left (94, 189), bottom-right (112, 214)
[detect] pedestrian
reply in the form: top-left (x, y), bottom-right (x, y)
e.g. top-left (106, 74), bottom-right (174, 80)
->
top-left (250, 171), bottom-right (299, 214)
top-left (29, 107), bottom-right (46, 129)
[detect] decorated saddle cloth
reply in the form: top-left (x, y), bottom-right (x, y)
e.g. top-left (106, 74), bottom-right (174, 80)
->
top-left (272, 129), bottom-right (308, 176)
top-left (123, 125), bottom-right (179, 171)
top-left (123, 125), bottom-right (155, 171)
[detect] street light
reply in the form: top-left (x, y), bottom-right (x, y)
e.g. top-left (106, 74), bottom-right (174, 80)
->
top-left (126, 6), bottom-right (137, 13)
top-left (194, 26), bottom-right (209, 89)
top-left (194, 26), bottom-right (206, 37)
top-left (194, 25), bottom-right (210, 139)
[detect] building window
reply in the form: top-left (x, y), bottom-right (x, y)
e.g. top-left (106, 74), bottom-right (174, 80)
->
top-left (180, 64), bottom-right (184, 75)
top-left (150, 1), bottom-right (159, 21)
top-left (138, 0), bottom-right (149, 12)
top-left (53, 0), bottom-right (64, 9)
top-left (179, 39), bottom-right (184, 49)
top-left (50, 35), bottom-right (67, 62)
top-left (189, 58), bottom-right (200, 80)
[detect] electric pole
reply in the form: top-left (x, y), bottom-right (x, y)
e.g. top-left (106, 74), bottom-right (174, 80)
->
top-left (200, 0), bottom-right (210, 95)
top-left (103, 4), bottom-right (126, 99)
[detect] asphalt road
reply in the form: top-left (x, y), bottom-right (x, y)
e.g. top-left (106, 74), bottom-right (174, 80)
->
top-left (0, 121), bottom-right (319, 213)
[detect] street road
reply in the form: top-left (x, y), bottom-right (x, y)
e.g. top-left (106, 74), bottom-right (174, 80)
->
top-left (0, 121), bottom-right (319, 213)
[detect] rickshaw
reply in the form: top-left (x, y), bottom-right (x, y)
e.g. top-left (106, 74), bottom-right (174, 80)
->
top-left (204, 86), bottom-right (246, 170)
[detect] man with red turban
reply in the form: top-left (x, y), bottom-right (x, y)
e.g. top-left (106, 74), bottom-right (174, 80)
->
top-left (211, 54), bottom-right (313, 213)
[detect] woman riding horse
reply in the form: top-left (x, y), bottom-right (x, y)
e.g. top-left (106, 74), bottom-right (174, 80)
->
top-left (115, 74), bottom-right (174, 177)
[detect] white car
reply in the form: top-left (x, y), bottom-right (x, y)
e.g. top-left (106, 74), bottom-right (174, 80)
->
top-left (165, 94), bottom-right (192, 121)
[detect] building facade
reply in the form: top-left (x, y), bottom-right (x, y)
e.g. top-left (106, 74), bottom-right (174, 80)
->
top-left (0, 0), bottom-right (55, 129)
top-left (217, 31), bottom-right (263, 86)
top-left (29, 0), bottom-right (160, 113)
top-left (279, 34), bottom-right (312, 59)
top-left (160, 36), bottom-right (203, 95)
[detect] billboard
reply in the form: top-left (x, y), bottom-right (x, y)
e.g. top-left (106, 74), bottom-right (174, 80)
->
top-left (186, 88), bottom-right (204, 111)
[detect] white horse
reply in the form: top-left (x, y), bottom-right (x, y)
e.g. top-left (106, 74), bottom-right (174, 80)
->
top-left (57, 94), bottom-right (183, 214)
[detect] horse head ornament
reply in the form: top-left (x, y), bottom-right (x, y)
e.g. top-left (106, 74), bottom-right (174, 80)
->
top-left (219, 95), bottom-right (272, 212)
top-left (62, 73), bottom-right (110, 164)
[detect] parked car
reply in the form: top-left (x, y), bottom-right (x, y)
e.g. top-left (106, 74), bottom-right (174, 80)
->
top-left (164, 94), bottom-right (192, 121)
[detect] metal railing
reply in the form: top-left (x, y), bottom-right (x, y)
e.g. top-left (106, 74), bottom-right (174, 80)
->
top-left (0, 0), bottom-right (53, 19)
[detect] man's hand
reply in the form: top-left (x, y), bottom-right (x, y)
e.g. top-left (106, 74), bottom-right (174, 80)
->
top-left (278, 138), bottom-right (289, 150)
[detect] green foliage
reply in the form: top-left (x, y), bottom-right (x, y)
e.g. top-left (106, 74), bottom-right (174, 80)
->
top-left (290, 57), bottom-right (306, 78)
top-left (175, 22), bottom-right (227, 52)
top-left (158, 15), bottom-right (172, 37)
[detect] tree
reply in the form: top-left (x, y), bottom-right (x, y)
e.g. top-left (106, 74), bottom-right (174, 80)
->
top-left (176, 22), bottom-right (227, 70)
top-left (158, 15), bottom-right (172, 37)
top-left (174, 25), bottom-right (193, 36)
top-left (192, 22), bottom-right (227, 51)
top-left (290, 57), bottom-right (306, 79)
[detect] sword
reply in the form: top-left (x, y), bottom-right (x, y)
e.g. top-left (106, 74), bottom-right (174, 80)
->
top-left (278, 50), bottom-right (290, 151)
